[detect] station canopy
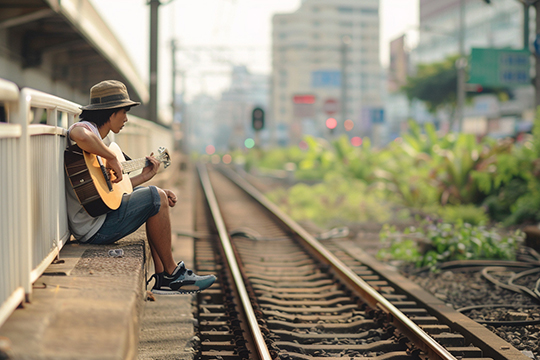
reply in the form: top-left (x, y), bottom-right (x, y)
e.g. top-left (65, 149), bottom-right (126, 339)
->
top-left (0, 0), bottom-right (148, 105)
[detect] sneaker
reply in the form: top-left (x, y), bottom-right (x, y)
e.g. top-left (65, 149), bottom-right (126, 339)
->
top-left (148, 261), bottom-right (216, 295)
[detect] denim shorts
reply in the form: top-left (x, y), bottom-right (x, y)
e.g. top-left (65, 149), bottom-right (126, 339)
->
top-left (87, 186), bottom-right (161, 245)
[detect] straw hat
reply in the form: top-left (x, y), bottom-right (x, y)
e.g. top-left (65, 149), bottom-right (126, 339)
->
top-left (81, 80), bottom-right (141, 110)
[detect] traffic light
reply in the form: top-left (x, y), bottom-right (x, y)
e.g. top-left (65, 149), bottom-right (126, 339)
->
top-left (252, 107), bottom-right (264, 131)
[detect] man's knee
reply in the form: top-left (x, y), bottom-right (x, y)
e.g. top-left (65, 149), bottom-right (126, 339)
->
top-left (157, 188), bottom-right (169, 208)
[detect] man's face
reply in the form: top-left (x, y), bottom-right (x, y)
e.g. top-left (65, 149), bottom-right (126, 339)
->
top-left (109, 108), bottom-right (128, 133)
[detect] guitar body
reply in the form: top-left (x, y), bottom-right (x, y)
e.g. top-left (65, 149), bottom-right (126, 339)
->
top-left (65, 142), bottom-right (133, 217)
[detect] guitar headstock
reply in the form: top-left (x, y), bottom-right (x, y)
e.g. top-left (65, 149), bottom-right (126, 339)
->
top-left (157, 147), bottom-right (171, 169)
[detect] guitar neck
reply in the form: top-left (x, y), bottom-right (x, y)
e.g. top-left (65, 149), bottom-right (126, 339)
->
top-left (121, 157), bottom-right (150, 174)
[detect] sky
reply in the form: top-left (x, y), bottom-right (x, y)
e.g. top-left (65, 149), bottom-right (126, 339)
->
top-left (90, 0), bottom-right (419, 118)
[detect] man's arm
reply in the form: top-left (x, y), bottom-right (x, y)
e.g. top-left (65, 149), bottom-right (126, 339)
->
top-left (130, 154), bottom-right (160, 187)
top-left (69, 126), bottom-right (123, 183)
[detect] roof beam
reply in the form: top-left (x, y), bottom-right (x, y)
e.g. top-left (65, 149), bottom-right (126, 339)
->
top-left (0, 9), bottom-right (54, 30)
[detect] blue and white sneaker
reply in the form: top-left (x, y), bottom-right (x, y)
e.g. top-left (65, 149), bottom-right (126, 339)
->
top-left (148, 261), bottom-right (216, 295)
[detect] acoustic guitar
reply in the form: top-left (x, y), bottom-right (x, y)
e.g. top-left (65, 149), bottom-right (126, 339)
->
top-left (65, 142), bottom-right (171, 217)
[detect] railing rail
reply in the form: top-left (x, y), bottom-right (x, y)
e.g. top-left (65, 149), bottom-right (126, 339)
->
top-left (0, 78), bottom-right (174, 328)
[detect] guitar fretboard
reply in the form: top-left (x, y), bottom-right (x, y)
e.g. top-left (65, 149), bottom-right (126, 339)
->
top-left (121, 158), bottom-right (150, 174)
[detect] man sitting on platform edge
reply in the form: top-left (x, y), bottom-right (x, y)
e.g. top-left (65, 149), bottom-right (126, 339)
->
top-left (65, 79), bottom-right (216, 294)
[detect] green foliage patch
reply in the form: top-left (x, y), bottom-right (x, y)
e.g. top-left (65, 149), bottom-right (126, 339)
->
top-left (266, 175), bottom-right (402, 227)
top-left (378, 221), bottom-right (524, 270)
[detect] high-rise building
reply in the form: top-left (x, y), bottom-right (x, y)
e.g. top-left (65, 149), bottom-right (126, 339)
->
top-left (415, 0), bottom-right (525, 64)
top-left (271, 0), bottom-right (382, 145)
top-left (392, 0), bottom-right (535, 137)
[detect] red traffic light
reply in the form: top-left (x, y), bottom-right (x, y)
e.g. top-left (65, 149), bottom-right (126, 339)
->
top-left (326, 118), bottom-right (337, 129)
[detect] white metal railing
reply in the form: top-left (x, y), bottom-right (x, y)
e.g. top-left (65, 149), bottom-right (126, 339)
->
top-left (113, 115), bottom-right (174, 159)
top-left (0, 78), bottom-right (174, 328)
top-left (0, 78), bottom-right (25, 328)
top-left (21, 88), bottom-right (81, 285)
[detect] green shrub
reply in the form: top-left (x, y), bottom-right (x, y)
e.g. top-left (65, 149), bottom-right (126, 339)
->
top-left (377, 221), bottom-right (524, 270)
top-left (435, 204), bottom-right (489, 225)
top-left (265, 175), bottom-right (396, 227)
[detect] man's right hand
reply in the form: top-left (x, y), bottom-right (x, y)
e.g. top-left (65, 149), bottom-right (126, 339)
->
top-left (106, 156), bottom-right (123, 183)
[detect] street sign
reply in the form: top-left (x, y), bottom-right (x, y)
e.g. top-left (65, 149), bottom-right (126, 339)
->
top-left (468, 48), bottom-right (530, 87)
top-left (312, 70), bottom-right (341, 88)
top-left (370, 108), bottom-right (384, 124)
top-left (293, 95), bottom-right (316, 104)
top-left (323, 98), bottom-right (339, 115)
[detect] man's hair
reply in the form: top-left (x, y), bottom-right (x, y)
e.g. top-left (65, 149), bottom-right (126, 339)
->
top-left (79, 106), bottom-right (131, 128)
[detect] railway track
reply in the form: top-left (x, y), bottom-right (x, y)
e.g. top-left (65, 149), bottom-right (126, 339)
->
top-left (191, 164), bottom-right (531, 360)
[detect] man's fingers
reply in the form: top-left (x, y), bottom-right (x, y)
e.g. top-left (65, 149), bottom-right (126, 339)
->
top-left (110, 170), bottom-right (122, 183)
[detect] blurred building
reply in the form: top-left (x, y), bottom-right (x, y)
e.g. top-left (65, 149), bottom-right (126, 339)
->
top-left (388, 0), bottom-right (535, 139)
top-left (186, 93), bottom-right (219, 154)
top-left (388, 35), bottom-right (410, 94)
top-left (385, 35), bottom-right (413, 140)
top-left (271, 0), bottom-right (382, 145)
top-left (217, 65), bottom-right (270, 150)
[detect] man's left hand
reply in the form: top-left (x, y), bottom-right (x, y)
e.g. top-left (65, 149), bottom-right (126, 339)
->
top-left (164, 189), bottom-right (177, 207)
top-left (142, 153), bottom-right (161, 181)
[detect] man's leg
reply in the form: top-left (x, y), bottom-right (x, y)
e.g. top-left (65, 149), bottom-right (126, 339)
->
top-left (146, 188), bottom-right (177, 275)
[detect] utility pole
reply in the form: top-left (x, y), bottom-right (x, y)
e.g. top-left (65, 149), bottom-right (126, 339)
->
top-left (171, 39), bottom-right (177, 119)
top-left (181, 72), bottom-right (189, 155)
top-left (524, 3), bottom-right (530, 50)
top-left (340, 36), bottom-right (351, 132)
top-left (149, 0), bottom-right (160, 123)
top-left (535, 1), bottom-right (540, 107)
top-left (456, 0), bottom-right (466, 132)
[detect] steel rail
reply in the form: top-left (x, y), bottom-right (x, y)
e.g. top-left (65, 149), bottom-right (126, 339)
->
top-left (197, 163), bottom-right (273, 360)
top-left (219, 166), bottom-right (458, 360)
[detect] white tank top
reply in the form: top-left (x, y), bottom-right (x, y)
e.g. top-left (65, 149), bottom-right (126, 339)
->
top-left (65, 121), bottom-right (107, 242)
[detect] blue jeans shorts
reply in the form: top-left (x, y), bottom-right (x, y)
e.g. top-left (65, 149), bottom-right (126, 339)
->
top-left (87, 186), bottom-right (161, 245)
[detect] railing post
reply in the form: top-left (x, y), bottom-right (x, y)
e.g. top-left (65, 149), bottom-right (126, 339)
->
top-left (16, 89), bottom-right (33, 300)
top-left (50, 107), bottom-right (61, 251)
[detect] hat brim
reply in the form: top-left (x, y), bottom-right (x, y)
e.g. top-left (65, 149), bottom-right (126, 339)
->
top-left (80, 99), bottom-right (141, 111)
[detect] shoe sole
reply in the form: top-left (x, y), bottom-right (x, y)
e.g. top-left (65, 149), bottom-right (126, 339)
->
top-left (170, 276), bottom-right (217, 292)
top-left (151, 288), bottom-right (202, 295)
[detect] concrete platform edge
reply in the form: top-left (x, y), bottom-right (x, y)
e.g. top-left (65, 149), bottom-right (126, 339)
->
top-left (0, 229), bottom-right (151, 360)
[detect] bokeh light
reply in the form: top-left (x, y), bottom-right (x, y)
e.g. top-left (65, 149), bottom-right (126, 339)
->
top-left (211, 154), bottom-right (221, 164)
top-left (245, 138), bottom-right (255, 148)
top-left (299, 140), bottom-right (308, 150)
top-left (344, 119), bottom-right (354, 131)
top-left (351, 136), bottom-right (362, 147)
top-left (326, 118), bottom-right (337, 129)
top-left (222, 154), bottom-right (232, 164)
top-left (205, 145), bottom-right (215, 155)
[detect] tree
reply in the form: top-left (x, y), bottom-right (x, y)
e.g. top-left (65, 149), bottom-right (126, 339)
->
top-left (402, 55), bottom-right (458, 117)
top-left (402, 54), bottom-right (511, 129)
